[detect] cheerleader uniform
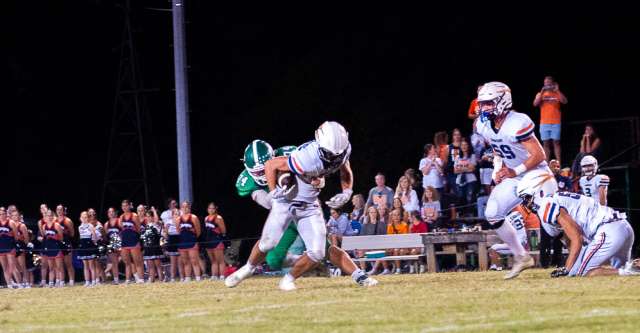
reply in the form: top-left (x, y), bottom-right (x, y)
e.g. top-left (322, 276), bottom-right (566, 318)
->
top-left (58, 218), bottom-right (73, 255)
top-left (0, 220), bottom-right (16, 256)
top-left (164, 219), bottom-right (180, 256)
top-left (178, 214), bottom-right (198, 251)
top-left (203, 215), bottom-right (224, 250)
top-left (119, 213), bottom-right (140, 249)
top-left (143, 222), bottom-right (164, 260)
top-left (77, 223), bottom-right (97, 260)
top-left (42, 223), bottom-right (63, 258)
top-left (15, 224), bottom-right (27, 257)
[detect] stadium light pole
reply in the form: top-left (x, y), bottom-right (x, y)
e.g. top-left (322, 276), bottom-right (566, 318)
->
top-left (172, 0), bottom-right (193, 203)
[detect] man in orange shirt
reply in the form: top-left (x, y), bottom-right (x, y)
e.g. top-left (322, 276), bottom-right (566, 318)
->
top-left (533, 76), bottom-right (568, 163)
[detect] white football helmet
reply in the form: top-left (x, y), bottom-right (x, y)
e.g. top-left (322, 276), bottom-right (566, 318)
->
top-left (315, 121), bottom-right (349, 163)
top-left (477, 82), bottom-right (512, 122)
top-left (580, 155), bottom-right (598, 177)
top-left (516, 169), bottom-right (558, 214)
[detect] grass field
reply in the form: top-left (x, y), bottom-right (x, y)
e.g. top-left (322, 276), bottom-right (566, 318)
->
top-left (2, 269), bottom-right (640, 332)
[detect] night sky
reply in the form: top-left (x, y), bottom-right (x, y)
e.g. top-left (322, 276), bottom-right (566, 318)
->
top-left (3, 2), bottom-right (640, 240)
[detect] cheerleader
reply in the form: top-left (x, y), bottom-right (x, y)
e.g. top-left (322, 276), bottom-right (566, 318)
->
top-left (119, 200), bottom-right (144, 283)
top-left (139, 205), bottom-right (164, 282)
top-left (11, 210), bottom-right (28, 288)
top-left (77, 211), bottom-right (98, 286)
top-left (42, 209), bottom-right (65, 287)
top-left (88, 208), bottom-right (106, 283)
top-left (177, 201), bottom-right (202, 281)
top-left (203, 202), bottom-right (227, 280)
top-left (163, 207), bottom-right (182, 282)
top-left (0, 208), bottom-right (19, 288)
top-left (55, 204), bottom-right (75, 286)
top-left (37, 204), bottom-right (50, 287)
top-left (104, 207), bottom-right (121, 284)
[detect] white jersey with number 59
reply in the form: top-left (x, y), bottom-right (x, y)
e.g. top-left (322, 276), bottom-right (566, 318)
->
top-left (475, 110), bottom-right (549, 174)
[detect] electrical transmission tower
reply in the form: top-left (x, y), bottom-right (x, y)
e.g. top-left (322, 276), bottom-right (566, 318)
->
top-left (101, 0), bottom-right (164, 212)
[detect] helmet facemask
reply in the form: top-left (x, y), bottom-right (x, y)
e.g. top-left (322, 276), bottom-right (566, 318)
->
top-left (319, 147), bottom-right (346, 169)
top-left (247, 165), bottom-right (267, 186)
top-left (581, 164), bottom-right (596, 177)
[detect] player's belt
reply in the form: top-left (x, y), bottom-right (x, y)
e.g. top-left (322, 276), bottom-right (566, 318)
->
top-left (289, 201), bottom-right (319, 209)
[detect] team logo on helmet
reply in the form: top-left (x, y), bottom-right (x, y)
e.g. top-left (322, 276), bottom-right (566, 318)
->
top-left (242, 139), bottom-right (274, 186)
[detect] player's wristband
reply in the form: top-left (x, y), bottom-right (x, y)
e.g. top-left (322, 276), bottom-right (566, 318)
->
top-left (514, 164), bottom-right (527, 176)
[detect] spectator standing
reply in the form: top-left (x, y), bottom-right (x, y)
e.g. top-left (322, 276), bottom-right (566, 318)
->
top-left (453, 140), bottom-right (478, 215)
top-left (433, 131), bottom-right (450, 163)
top-left (477, 139), bottom-right (494, 196)
top-left (444, 129), bottom-right (463, 194)
top-left (421, 186), bottom-right (441, 228)
top-left (419, 144), bottom-right (445, 197)
top-left (533, 76), bottom-right (568, 163)
top-left (404, 168), bottom-right (422, 200)
top-left (350, 194), bottom-right (366, 222)
top-left (395, 176), bottom-right (419, 213)
top-left (160, 198), bottom-right (178, 225)
top-left (365, 173), bottom-right (394, 211)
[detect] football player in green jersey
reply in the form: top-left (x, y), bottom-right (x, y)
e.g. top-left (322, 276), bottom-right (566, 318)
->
top-left (235, 140), bottom-right (301, 270)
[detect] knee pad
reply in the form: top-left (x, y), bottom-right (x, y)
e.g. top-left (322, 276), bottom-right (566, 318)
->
top-left (258, 237), bottom-right (278, 253)
top-left (306, 248), bottom-right (326, 263)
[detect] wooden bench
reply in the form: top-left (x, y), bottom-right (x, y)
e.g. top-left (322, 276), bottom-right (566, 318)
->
top-left (341, 234), bottom-right (426, 266)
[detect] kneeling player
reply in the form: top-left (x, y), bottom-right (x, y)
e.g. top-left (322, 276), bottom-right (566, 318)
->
top-left (517, 170), bottom-right (638, 277)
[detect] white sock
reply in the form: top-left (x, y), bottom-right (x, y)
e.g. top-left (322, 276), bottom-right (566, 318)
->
top-left (282, 273), bottom-right (295, 283)
top-left (219, 275), bottom-right (225, 280)
top-left (245, 262), bottom-right (256, 271)
top-left (351, 269), bottom-right (366, 282)
top-left (495, 220), bottom-right (527, 257)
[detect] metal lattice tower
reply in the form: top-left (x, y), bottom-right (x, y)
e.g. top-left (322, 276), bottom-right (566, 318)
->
top-left (101, 0), bottom-right (164, 212)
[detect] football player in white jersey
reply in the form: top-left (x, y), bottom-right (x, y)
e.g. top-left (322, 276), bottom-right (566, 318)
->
top-left (474, 81), bottom-right (549, 279)
top-left (578, 155), bottom-right (609, 205)
top-left (488, 210), bottom-right (529, 271)
top-left (517, 170), bottom-right (638, 277)
top-left (225, 121), bottom-right (378, 290)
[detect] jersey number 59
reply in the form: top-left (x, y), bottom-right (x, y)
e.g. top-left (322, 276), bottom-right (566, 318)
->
top-left (491, 144), bottom-right (516, 159)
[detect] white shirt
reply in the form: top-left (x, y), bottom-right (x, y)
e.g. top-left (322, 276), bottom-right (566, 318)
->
top-left (397, 190), bottom-right (419, 212)
top-left (419, 157), bottom-right (444, 189)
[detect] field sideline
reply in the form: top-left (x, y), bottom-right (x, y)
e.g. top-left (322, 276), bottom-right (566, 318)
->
top-left (2, 269), bottom-right (640, 332)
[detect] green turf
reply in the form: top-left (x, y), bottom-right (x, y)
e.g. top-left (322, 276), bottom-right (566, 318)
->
top-left (2, 269), bottom-right (640, 332)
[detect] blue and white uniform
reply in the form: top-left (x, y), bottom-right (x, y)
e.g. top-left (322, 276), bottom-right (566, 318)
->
top-left (258, 141), bottom-right (351, 262)
top-left (474, 111), bottom-right (551, 223)
top-left (77, 223), bottom-right (97, 260)
top-left (579, 174), bottom-right (610, 205)
top-left (537, 192), bottom-right (634, 276)
top-left (489, 211), bottom-right (529, 255)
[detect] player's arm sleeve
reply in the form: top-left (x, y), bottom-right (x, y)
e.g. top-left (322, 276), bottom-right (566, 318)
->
top-left (287, 151), bottom-right (306, 176)
top-left (539, 197), bottom-right (561, 227)
top-left (514, 115), bottom-right (536, 143)
top-left (235, 172), bottom-right (253, 197)
top-left (598, 175), bottom-right (610, 188)
top-left (251, 189), bottom-right (272, 210)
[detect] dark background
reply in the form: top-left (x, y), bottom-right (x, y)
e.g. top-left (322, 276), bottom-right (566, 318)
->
top-left (2, 2), bottom-right (639, 247)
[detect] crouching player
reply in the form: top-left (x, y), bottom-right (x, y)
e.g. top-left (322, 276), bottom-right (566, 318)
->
top-left (516, 170), bottom-right (639, 277)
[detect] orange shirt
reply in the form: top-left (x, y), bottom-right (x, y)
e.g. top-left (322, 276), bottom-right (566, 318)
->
top-left (539, 91), bottom-right (562, 125)
top-left (468, 98), bottom-right (478, 118)
top-left (387, 222), bottom-right (409, 234)
top-left (515, 205), bottom-right (540, 229)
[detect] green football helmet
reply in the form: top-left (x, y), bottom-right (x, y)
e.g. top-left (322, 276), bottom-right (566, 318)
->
top-left (243, 139), bottom-right (274, 186)
top-left (274, 145), bottom-right (297, 157)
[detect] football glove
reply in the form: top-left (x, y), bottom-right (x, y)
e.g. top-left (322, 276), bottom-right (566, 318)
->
top-left (269, 183), bottom-right (297, 200)
top-left (550, 267), bottom-right (569, 278)
top-left (326, 189), bottom-right (353, 209)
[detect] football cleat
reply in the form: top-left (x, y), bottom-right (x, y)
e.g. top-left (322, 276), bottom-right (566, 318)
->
top-left (504, 254), bottom-right (535, 280)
